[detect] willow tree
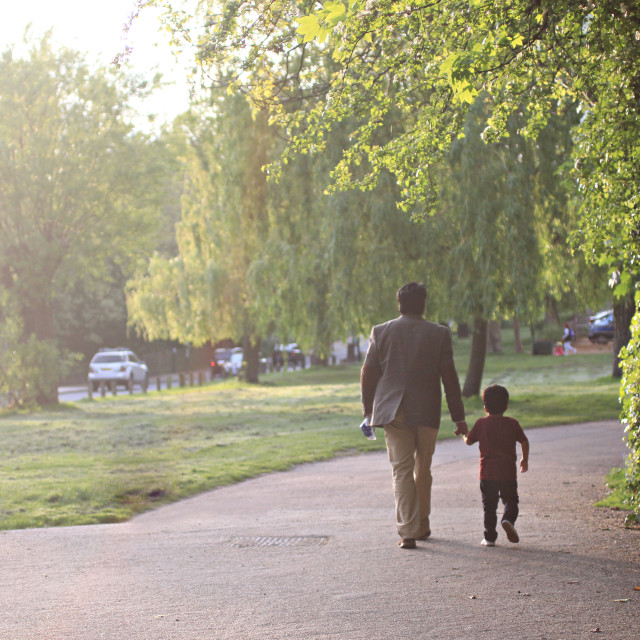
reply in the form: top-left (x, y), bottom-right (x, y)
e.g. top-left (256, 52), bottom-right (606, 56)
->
top-left (147, 0), bottom-right (620, 350)
top-left (431, 97), bottom-right (543, 395)
top-left (251, 118), bottom-right (441, 361)
top-left (147, 0), bottom-right (640, 514)
top-left (127, 94), bottom-right (271, 382)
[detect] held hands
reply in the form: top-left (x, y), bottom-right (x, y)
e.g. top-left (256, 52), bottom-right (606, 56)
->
top-left (454, 421), bottom-right (469, 437)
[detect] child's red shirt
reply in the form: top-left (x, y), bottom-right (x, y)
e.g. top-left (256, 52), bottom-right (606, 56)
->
top-left (466, 415), bottom-right (528, 481)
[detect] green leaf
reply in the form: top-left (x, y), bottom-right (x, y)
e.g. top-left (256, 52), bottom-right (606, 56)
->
top-left (317, 26), bottom-right (331, 44)
top-left (296, 15), bottom-right (321, 43)
top-left (323, 1), bottom-right (347, 26)
top-left (459, 86), bottom-right (477, 104)
top-left (441, 52), bottom-right (458, 75)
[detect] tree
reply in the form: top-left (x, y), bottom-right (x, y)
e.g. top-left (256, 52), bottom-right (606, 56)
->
top-left (152, 1), bottom-right (639, 268)
top-left (151, 0), bottom-right (640, 511)
top-left (251, 118), bottom-right (439, 361)
top-left (53, 133), bottom-right (183, 359)
top-left (128, 95), bottom-right (435, 374)
top-left (433, 97), bottom-right (597, 395)
top-left (443, 96), bottom-right (545, 395)
top-left (127, 96), bottom-right (272, 382)
top-left (0, 37), bottom-right (174, 403)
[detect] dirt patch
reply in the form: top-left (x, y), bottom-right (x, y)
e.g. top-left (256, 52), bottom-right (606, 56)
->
top-left (573, 336), bottom-right (614, 355)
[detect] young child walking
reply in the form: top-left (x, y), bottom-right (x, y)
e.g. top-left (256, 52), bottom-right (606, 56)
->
top-left (464, 384), bottom-right (529, 546)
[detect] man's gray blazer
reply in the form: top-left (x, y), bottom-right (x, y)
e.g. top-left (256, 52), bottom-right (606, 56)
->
top-left (361, 314), bottom-right (465, 429)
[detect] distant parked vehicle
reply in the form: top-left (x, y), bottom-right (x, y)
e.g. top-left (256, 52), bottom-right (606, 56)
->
top-left (223, 348), bottom-right (245, 377)
top-left (588, 310), bottom-right (614, 343)
top-left (210, 347), bottom-right (233, 378)
top-left (285, 343), bottom-right (305, 368)
top-left (88, 348), bottom-right (148, 392)
top-left (272, 343), bottom-right (305, 370)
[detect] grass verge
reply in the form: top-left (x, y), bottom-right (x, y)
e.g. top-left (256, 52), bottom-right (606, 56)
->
top-left (596, 468), bottom-right (630, 509)
top-left (0, 337), bottom-right (622, 530)
top-left (596, 468), bottom-right (638, 524)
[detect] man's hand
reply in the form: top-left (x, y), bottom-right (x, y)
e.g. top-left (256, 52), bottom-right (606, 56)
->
top-left (454, 420), bottom-right (468, 436)
top-left (520, 459), bottom-right (528, 473)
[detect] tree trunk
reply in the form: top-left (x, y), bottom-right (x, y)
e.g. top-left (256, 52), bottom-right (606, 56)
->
top-left (545, 295), bottom-right (560, 325)
top-left (613, 294), bottom-right (635, 378)
top-left (486, 319), bottom-right (502, 353)
top-left (242, 334), bottom-right (261, 383)
top-left (23, 296), bottom-right (55, 341)
top-left (457, 322), bottom-right (470, 338)
top-left (463, 316), bottom-right (488, 397)
top-left (513, 317), bottom-right (523, 353)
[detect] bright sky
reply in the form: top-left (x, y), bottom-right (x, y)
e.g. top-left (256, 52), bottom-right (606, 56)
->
top-left (1, 0), bottom-right (191, 129)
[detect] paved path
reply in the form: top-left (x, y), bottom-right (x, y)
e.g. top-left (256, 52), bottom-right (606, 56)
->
top-left (1, 421), bottom-right (638, 639)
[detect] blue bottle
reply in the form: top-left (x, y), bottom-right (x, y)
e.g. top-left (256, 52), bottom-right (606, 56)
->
top-left (360, 416), bottom-right (376, 440)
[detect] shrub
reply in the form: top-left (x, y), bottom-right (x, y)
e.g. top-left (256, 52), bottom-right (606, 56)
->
top-left (0, 291), bottom-right (77, 406)
top-left (619, 290), bottom-right (640, 517)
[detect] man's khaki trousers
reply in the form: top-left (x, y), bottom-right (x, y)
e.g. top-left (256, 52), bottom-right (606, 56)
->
top-left (384, 407), bottom-right (438, 539)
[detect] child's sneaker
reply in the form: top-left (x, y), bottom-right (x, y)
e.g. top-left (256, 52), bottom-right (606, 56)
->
top-left (481, 539), bottom-right (495, 546)
top-left (501, 520), bottom-right (519, 543)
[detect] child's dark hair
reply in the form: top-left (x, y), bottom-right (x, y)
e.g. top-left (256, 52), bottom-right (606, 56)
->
top-left (482, 384), bottom-right (509, 415)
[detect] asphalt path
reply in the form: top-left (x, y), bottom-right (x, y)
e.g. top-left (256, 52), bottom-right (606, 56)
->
top-left (1, 421), bottom-right (638, 639)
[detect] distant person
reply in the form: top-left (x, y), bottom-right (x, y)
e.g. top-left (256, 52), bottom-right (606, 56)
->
top-left (271, 348), bottom-right (284, 372)
top-left (464, 384), bottom-right (529, 546)
top-left (360, 282), bottom-right (468, 549)
top-left (562, 322), bottom-right (577, 355)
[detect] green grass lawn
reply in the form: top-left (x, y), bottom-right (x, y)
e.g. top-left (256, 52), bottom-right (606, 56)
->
top-left (0, 334), bottom-right (622, 530)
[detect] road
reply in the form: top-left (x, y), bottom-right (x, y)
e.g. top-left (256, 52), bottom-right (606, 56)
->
top-left (58, 371), bottom-right (214, 402)
top-left (58, 362), bottom-right (311, 402)
top-left (58, 380), bottom-right (165, 402)
top-left (1, 420), bottom-right (638, 639)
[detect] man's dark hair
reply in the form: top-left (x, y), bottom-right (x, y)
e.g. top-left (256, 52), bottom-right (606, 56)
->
top-left (482, 384), bottom-right (509, 415)
top-left (397, 282), bottom-right (427, 315)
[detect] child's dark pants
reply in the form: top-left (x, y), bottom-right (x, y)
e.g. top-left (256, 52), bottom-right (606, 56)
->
top-left (480, 479), bottom-right (519, 543)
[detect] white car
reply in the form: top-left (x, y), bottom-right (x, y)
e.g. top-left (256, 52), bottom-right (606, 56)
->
top-left (222, 348), bottom-right (244, 377)
top-left (88, 348), bottom-right (149, 392)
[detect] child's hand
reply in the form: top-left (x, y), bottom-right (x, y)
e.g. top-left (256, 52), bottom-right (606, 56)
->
top-left (520, 459), bottom-right (528, 473)
top-left (454, 421), bottom-right (468, 437)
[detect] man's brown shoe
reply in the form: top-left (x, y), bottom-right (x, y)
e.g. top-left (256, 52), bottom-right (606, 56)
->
top-left (398, 538), bottom-right (416, 549)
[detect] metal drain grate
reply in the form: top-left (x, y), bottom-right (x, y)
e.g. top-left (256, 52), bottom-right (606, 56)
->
top-left (228, 535), bottom-right (329, 548)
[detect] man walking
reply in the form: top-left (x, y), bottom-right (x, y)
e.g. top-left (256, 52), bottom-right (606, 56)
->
top-left (360, 282), bottom-right (468, 549)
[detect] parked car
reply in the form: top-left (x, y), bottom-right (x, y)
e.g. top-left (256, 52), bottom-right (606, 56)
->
top-left (588, 310), bottom-right (614, 343)
top-left (223, 347), bottom-right (244, 377)
top-left (286, 344), bottom-right (305, 368)
top-left (210, 347), bottom-right (233, 378)
top-left (272, 343), bottom-right (305, 370)
top-left (88, 348), bottom-right (148, 391)
top-left (216, 348), bottom-right (269, 377)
